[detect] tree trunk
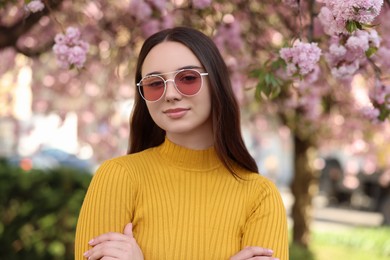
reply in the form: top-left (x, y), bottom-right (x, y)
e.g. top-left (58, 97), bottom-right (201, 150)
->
top-left (291, 134), bottom-right (317, 248)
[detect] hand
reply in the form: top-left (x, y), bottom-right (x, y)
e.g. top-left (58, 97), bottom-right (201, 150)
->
top-left (230, 246), bottom-right (279, 260)
top-left (83, 223), bottom-right (144, 260)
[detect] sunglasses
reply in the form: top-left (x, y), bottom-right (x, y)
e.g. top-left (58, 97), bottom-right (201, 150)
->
top-left (137, 69), bottom-right (209, 102)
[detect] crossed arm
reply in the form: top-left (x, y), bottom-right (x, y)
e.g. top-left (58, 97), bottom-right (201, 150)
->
top-left (83, 224), bottom-right (279, 260)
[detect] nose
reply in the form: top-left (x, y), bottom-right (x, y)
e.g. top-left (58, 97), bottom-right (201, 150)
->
top-left (164, 79), bottom-right (182, 101)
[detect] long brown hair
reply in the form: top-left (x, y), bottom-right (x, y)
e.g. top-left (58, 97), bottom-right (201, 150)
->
top-left (128, 27), bottom-right (258, 175)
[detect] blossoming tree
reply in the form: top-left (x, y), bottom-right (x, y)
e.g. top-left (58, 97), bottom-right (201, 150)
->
top-left (1, 0), bottom-right (390, 248)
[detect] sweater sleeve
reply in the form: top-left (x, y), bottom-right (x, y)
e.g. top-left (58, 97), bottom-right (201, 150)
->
top-left (241, 178), bottom-right (289, 260)
top-left (74, 160), bottom-right (137, 260)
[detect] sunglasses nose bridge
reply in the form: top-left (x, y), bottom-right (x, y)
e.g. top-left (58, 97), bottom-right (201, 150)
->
top-left (164, 78), bottom-right (178, 90)
top-left (164, 78), bottom-right (175, 85)
top-left (163, 78), bottom-right (182, 99)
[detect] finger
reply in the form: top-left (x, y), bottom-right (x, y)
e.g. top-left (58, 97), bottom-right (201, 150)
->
top-left (83, 241), bottom-right (120, 260)
top-left (230, 247), bottom-right (273, 260)
top-left (88, 232), bottom-right (130, 246)
top-left (123, 222), bottom-right (133, 238)
top-left (100, 257), bottom-right (118, 260)
top-left (89, 240), bottom-right (128, 253)
top-left (86, 242), bottom-right (126, 259)
top-left (248, 257), bottom-right (279, 260)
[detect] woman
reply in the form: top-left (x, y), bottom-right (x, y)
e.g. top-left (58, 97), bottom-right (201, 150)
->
top-left (75, 27), bottom-right (288, 260)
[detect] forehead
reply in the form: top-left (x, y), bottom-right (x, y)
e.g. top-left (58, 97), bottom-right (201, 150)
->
top-left (141, 41), bottom-right (202, 76)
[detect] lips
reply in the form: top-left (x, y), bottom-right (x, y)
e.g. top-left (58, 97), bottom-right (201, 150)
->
top-left (164, 108), bottom-right (189, 113)
top-left (164, 108), bottom-right (190, 119)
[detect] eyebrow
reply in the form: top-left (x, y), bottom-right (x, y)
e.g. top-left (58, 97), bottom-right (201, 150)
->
top-left (145, 65), bottom-right (204, 77)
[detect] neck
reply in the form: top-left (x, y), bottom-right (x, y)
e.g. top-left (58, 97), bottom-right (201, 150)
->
top-left (166, 132), bottom-right (214, 150)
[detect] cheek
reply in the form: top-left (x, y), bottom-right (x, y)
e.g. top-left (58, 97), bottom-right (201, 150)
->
top-left (195, 92), bottom-right (212, 122)
top-left (145, 103), bottom-right (159, 121)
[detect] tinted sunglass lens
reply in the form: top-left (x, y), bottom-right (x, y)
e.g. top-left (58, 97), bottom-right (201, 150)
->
top-left (141, 76), bottom-right (165, 101)
top-left (175, 70), bottom-right (202, 95)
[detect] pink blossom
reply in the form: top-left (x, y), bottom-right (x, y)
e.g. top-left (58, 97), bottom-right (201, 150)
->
top-left (370, 82), bottom-right (390, 105)
top-left (284, 89), bottom-right (323, 120)
top-left (300, 93), bottom-right (323, 120)
top-left (353, 0), bottom-right (384, 24)
top-left (376, 6), bottom-right (390, 35)
top-left (78, 41), bottom-right (90, 52)
top-left (325, 29), bottom-right (380, 79)
top-left (282, 0), bottom-right (298, 8)
top-left (367, 29), bottom-right (381, 48)
top-left (298, 69), bottom-right (330, 93)
top-left (26, 0), bottom-right (45, 13)
top-left (141, 19), bottom-right (160, 38)
top-left (346, 33), bottom-right (370, 51)
top-left (129, 0), bottom-right (152, 21)
top-left (375, 47), bottom-right (390, 68)
top-left (318, 6), bottom-right (345, 35)
top-left (149, 0), bottom-right (168, 11)
top-left (161, 15), bottom-right (174, 29)
top-left (53, 27), bottom-right (89, 69)
top-left (302, 64), bottom-right (320, 84)
top-left (54, 34), bottom-right (66, 44)
top-left (192, 0), bottom-right (212, 9)
top-left (67, 46), bottom-right (88, 68)
top-left (231, 72), bottom-right (245, 104)
top-left (318, 0), bottom-right (384, 35)
top-left (362, 107), bottom-right (380, 122)
top-left (330, 61), bottom-right (359, 78)
top-left (329, 43), bottom-right (347, 56)
top-left (286, 63), bottom-right (298, 76)
top-left (214, 19), bottom-right (243, 51)
top-left (65, 27), bottom-right (81, 45)
top-left (346, 30), bottom-right (380, 51)
top-left (279, 40), bottom-right (322, 77)
top-left (53, 44), bottom-right (69, 56)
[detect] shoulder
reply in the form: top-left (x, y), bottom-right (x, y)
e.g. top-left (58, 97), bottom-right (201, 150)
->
top-left (237, 171), bottom-right (282, 200)
top-left (246, 173), bottom-right (277, 189)
top-left (106, 147), bottom-right (157, 168)
top-left (93, 148), bottom-right (158, 181)
top-left (238, 173), bottom-right (286, 216)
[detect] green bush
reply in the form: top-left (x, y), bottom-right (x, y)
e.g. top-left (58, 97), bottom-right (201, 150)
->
top-left (289, 242), bottom-right (315, 260)
top-left (0, 158), bottom-right (92, 259)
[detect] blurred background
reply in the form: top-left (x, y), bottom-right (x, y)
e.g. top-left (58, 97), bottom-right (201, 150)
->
top-left (1, 0), bottom-right (390, 259)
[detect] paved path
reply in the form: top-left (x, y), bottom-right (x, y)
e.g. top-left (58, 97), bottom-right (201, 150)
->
top-left (280, 190), bottom-right (384, 231)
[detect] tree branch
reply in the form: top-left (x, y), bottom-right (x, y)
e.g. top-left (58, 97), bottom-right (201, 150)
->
top-left (15, 39), bottom-right (55, 57)
top-left (307, 0), bottom-right (316, 42)
top-left (0, 0), bottom-right (64, 54)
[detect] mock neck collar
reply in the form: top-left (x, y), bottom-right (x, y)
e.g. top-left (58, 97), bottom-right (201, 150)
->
top-left (156, 137), bottom-right (222, 171)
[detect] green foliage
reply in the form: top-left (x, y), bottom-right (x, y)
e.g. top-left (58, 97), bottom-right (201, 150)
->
top-left (0, 159), bottom-right (92, 259)
top-left (251, 58), bottom-right (286, 100)
top-left (346, 20), bottom-right (363, 33)
top-left (378, 105), bottom-right (390, 121)
top-left (289, 226), bottom-right (390, 260)
top-left (365, 46), bottom-right (378, 57)
top-left (0, 0), bottom-right (17, 8)
top-left (312, 243), bottom-right (390, 260)
top-left (290, 243), bottom-right (315, 260)
top-left (312, 227), bottom-right (390, 257)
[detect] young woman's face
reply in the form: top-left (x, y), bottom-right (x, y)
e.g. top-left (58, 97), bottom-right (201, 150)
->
top-left (141, 41), bottom-right (213, 146)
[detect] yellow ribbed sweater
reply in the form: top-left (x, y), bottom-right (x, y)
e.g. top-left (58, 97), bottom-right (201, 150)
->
top-left (75, 138), bottom-right (289, 260)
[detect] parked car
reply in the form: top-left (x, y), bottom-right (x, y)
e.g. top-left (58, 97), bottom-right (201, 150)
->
top-left (319, 157), bottom-right (390, 225)
top-left (8, 148), bottom-right (94, 173)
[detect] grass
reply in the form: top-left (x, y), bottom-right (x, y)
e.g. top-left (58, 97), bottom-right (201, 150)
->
top-left (290, 227), bottom-right (390, 260)
top-left (313, 243), bottom-right (390, 260)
